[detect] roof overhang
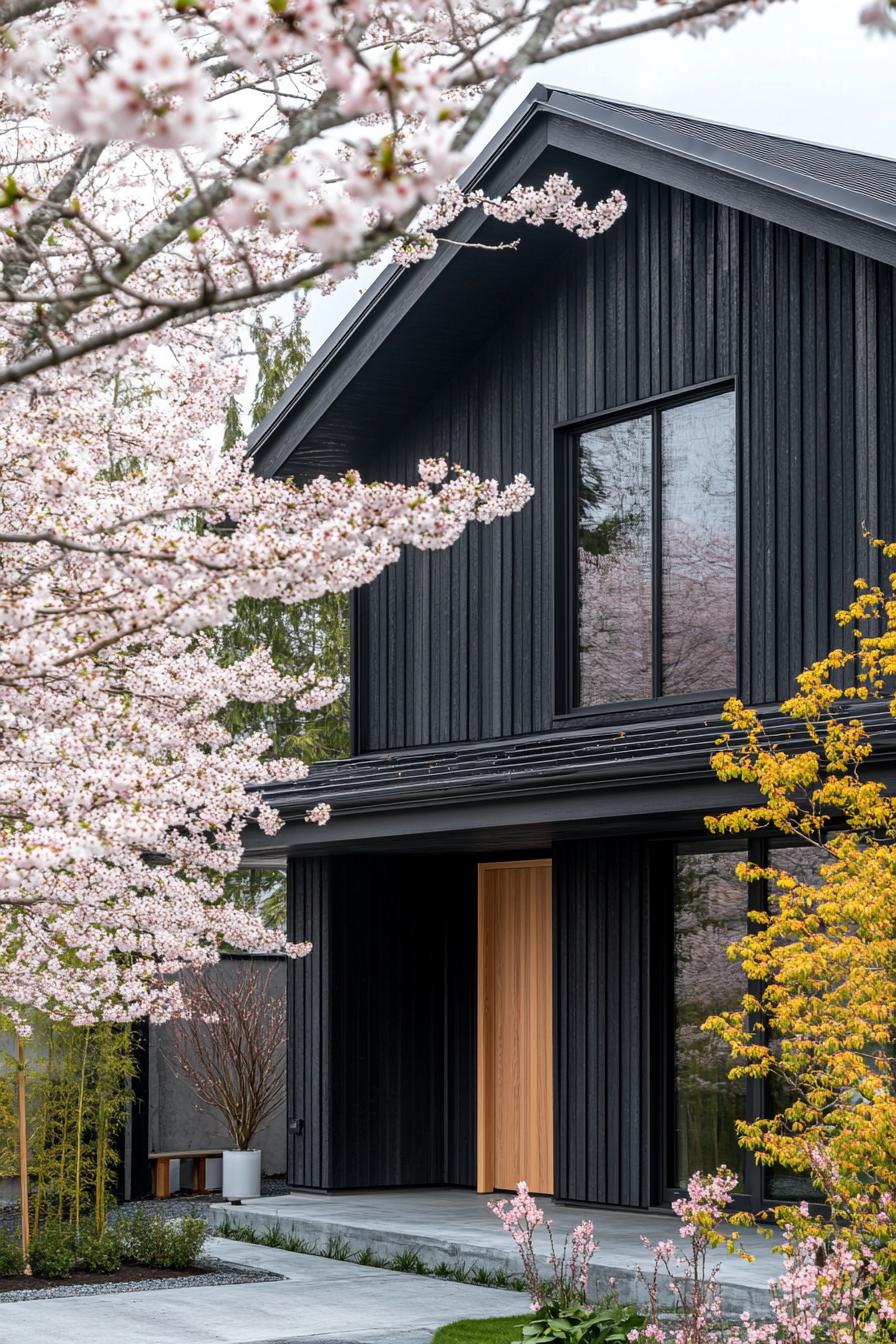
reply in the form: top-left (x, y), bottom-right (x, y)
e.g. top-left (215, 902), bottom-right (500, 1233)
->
top-left (243, 705), bottom-right (896, 859)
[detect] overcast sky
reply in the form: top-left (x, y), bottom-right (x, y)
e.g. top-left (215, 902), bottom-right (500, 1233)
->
top-left (305, 0), bottom-right (894, 351)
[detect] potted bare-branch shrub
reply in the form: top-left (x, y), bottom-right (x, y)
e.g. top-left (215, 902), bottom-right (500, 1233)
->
top-left (169, 963), bottom-right (286, 1202)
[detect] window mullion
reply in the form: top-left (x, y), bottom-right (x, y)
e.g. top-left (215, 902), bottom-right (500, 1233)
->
top-left (652, 407), bottom-right (663, 699)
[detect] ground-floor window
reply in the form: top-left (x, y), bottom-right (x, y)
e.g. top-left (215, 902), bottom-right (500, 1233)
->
top-left (672, 845), bottom-right (747, 1188)
top-left (671, 840), bottom-right (820, 1209)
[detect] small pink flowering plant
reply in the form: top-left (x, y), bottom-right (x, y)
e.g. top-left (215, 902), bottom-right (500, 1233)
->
top-left (634, 1167), bottom-right (755, 1344)
top-left (489, 1181), bottom-right (598, 1312)
top-left (629, 1164), bottom-right (896, 1344)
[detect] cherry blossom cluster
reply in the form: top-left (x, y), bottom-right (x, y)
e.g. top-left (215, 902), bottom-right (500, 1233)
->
top-left (0, 320), bottom-right (532, 1025)
top-left (0, 0), bottom-right (795, 385)
top-left (304, 802), bottom-right (332, 825)
top-left (746, 1221), bottom-right (896, 1344)
top-left (669, 1165), bottom-right (744, 1238)
top-left (394, 175), bottom-right (627, 266)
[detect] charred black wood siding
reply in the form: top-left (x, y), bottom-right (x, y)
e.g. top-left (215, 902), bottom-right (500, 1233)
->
top-left (553, 837), bottom-right (654, 1208)
top-left (356, 175), bottom-right (896, 751)
top-left (286, 854), bottom-right (477, 1190)
top-left (739, 220), bottom-right (896, 704)
top-left (287, 856), bottom-right (331, 1190)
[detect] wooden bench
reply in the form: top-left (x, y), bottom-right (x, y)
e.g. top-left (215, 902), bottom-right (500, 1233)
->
top-left (149, 1149), bottom-right (223, 1199)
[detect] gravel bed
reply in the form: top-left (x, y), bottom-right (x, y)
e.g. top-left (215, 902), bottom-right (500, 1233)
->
top-left (0, 1255), bottom-right (282, 1303)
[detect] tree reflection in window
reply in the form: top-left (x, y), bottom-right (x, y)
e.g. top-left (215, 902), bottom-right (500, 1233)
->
top-left (577, 415), bottom-right (652, 704)
top-left (661, 394), bottom-right (736, 695)
top-left (673, 846), bottom-right (747, 1188)
top-left (762, 845), bottom-right (825, 1204)
top-left (575, 389), bottom-right (736, 707)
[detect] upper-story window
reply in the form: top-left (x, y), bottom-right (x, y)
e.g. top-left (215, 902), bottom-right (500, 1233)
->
top-left (573, 386), bottom-right (736, 709)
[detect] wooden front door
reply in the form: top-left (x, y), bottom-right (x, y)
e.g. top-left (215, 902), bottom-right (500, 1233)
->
top-left (477, 859), bottom-right (554, 1195)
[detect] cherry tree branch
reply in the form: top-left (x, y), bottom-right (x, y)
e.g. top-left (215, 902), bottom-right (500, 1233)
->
top-left (2, 143), bottom-right (105, 292)
top-left (0, 0), bottom-right (784, 382)
top-left (0, 223), bottom-right (402, 385)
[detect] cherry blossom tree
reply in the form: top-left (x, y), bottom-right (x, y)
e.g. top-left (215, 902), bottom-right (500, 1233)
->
top-left (0, 0), bottom-right (864, 1026)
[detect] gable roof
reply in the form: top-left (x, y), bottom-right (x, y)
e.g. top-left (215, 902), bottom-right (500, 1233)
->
top-left (251, 85), bottom-right (896, 482)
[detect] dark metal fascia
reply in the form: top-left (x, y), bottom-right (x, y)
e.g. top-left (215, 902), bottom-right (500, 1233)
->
top-left (543, 89), bottom-right (896, 235)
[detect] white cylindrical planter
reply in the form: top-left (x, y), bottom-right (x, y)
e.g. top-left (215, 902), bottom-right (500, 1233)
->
top-left (222, 1149), bottom-right (261, 1201)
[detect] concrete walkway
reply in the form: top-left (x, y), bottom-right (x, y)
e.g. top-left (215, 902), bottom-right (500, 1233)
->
top-left (210, 1189), bottom-right (780, 1318)
top-left (0, 1237), bottom-right (529, 1344)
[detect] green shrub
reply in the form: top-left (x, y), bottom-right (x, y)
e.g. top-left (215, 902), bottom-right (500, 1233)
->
top-left (284, 1233), bottom-right (314, 1255)
top-left (519, 1302), bottom-right (647, 1344)
top-left (389, 1247), bottom-right (425, 1274)
top-left (0, 1229), bottom-right (24, 1277)
top-left (356, 1245), bottom-right (387, 1267)
top-left (30, 1224), bottom-right (77, 1279)
top-left (119, 1210), bottom-right (207, 1270)
top-left (78, 1230), bottom-right (122, 1274)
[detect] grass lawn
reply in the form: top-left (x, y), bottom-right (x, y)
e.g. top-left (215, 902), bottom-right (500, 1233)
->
top-left (431, 1316), bottom-right (532, 1344)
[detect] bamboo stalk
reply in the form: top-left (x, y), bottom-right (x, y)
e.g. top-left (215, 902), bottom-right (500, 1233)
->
top-left (16, 1036), bottom-right (31, 1272)
top-left (73, 1028), bottom-right (90, 1233)
top-left (56, 1030), bottom-right (71, 1223)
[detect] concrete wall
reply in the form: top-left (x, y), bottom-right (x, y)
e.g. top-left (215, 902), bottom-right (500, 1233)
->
top-left (148, 955), bottom-right (287, 1179)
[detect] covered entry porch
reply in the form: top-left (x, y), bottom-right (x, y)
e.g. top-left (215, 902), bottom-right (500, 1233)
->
top-left (209, 1187), bottom-right (780, 1318)
top-left (246, 724), bottom-right (778, 1213)
top-left (286, 840), bottom-right (656, 1207)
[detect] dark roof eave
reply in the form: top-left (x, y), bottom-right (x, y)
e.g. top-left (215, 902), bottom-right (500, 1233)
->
top-left (243, 705), bottom-right (896, 859)
top-left (545, 88), bottom-right (896, 235)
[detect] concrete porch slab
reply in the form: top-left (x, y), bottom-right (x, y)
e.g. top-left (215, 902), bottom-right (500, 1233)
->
top-left (209, 1189), bottom-right (780, 1318)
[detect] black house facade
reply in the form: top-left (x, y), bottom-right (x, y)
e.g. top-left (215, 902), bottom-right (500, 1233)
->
top-left (247, 88), bottom-right (896, 1212)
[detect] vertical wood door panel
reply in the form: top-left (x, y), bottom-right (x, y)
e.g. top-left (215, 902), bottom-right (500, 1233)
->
top-left (477, 859), bottom-right (553, 1194)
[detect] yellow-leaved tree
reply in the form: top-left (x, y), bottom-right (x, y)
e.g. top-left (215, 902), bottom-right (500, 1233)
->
top-left (703, 543), bottom-right (896, 1283)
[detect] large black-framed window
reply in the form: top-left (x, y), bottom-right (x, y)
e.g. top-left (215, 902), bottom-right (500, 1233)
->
top-left (663, 838), bottom-right (823, 1212)
top-left (556, 380), bottom-right (737, 715)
